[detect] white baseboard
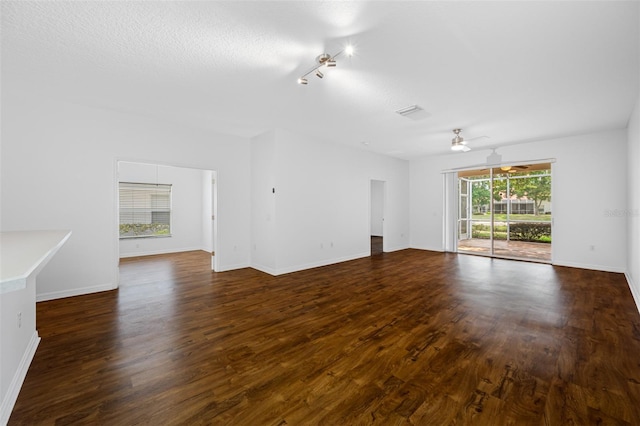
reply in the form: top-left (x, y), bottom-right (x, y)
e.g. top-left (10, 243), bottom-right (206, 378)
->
top-left (382, 245), bottom-right (411, 253)
top-left (250, 247), bottom-right (415, 277)
top-left (0, 331), bottom-right (40, 426)
top-left (36, 282), bottom-right (116, 302)
top-left (119, 246), bottom-right (205, 258)
top-left (625, 272), bottom-right (640, 316)
top-left (552, 260), bottom-right (626, 274)
top-left (409, 245), bottom-right (445, 253)
top-left (272, 252), bottom-right (370, 276)
top-left (215, 262), bottom-right (250, 273)
top-left (250, 263), bottom-right (277, 276)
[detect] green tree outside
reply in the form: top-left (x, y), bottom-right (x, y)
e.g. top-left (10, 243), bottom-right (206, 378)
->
top-left (467, 170), bottom-right (551, 216)
top-left (471, 180), bottom-right (491, 213)
top-left (509, 171), bottom-right (551, 215)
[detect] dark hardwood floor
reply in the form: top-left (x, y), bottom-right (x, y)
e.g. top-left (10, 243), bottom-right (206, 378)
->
top-left (371, 236), bottom-right (383, 255)
top-left (10, 250), bottom-right (640, 425)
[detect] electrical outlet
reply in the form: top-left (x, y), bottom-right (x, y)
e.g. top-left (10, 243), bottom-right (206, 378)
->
top-left (17, 312), bottom-right (22, 328)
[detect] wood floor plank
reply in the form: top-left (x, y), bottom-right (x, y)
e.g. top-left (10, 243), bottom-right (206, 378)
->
top-left (8, 249), bottom-right (640, 425)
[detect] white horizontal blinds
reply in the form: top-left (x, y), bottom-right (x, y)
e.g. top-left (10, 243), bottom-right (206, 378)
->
top-left (119, 182), bottom-right (172, 237)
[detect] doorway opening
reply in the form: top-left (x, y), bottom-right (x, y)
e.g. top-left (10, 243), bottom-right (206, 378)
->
top-left (456, 163), bottom-right (552, 262)
top-left (370, 180), bottom-right (385, 255)
top-left (116, 161), bottom-right (218, 284)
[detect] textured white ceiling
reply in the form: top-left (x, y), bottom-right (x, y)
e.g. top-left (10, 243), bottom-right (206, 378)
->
top-left (2, 1), bottom-right (639, 159)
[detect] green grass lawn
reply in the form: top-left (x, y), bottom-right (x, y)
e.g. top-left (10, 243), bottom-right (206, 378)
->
top-left (471, 214), bottom-right (551, 222)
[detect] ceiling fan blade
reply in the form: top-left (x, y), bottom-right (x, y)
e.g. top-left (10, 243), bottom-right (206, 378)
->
top-left (466, 135), bottom-right (490, 142)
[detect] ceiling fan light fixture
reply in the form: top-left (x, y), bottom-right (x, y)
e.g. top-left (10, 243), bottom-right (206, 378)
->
top-left (315, 69), bottom-right (324, 78)
top-left (451, 142), bottom-right (465, 151)
top-left (452, 135), bottom-right (466, 145)
top-left (450, 129), bottom-right (471, 152)
top-left (297, 77), bottom-right (308, 85)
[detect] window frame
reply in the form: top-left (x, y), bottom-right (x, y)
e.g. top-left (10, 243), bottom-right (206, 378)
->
top-left (119, 182), bottom-right (173, 239)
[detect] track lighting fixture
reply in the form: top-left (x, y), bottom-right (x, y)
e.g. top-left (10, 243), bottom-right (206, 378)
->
top-left (297, 45), bottom-right (354, 85)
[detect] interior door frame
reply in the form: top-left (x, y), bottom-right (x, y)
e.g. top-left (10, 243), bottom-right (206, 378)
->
top-left (210, 171), bottom-right (218, 272)
top-left (369, 179), bottom-right (386, 255)
top-left (114, 159), bottom-right (219, 284)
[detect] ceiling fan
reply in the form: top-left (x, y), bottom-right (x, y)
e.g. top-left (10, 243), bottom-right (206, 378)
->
top-left (499, 165), bottom-right (529, 172)
top-left (473, 164), bottom-right (531, 175)
top-left (450, 128), bottom-right (489, 152)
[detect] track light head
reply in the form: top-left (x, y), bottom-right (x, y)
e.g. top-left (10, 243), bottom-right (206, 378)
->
top-left (297, 45), bottom-right (354, 85)
top-left (316, 53), bottom-right (332, 65)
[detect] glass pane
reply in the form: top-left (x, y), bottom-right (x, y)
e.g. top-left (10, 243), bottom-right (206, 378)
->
top-left (456, 165), bottom-right (552, 262)
top-left (458, 175), bottom-right (491, 255)
top-left (491, 175), bottom-right (506, 256)
top-left (492, 168), bottom-right (552, 261)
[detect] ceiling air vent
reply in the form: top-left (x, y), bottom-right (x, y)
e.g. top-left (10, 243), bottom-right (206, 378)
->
top-left (395, 104), bottom-right (430, 121)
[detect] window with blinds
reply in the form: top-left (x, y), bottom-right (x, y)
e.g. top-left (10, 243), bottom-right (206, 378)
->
top-left (119, 182), bottom-right (172, 238)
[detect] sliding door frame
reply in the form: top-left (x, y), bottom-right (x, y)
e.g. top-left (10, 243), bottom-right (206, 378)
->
top-left (444, 159), bottom-right (555, 263)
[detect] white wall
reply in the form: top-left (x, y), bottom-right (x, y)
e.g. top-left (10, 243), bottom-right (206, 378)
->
top-left (118, 162), bottom-right (208, 257)
top-left (1, 92), bottom-right (251, 301)
top-left (250, 128), bottom-right (410, 276)
top-left (250, 130), bottom-right (278, 274)
top-left (371, 180), bottom-right (384, 237)
top-left (627, 95), bottom-right (640, 311)
top-left (410, 129), bottom-right (628, 273)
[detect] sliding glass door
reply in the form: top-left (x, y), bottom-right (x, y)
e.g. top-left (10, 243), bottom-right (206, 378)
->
top-left (457, 163), bottom-right (552, 262)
